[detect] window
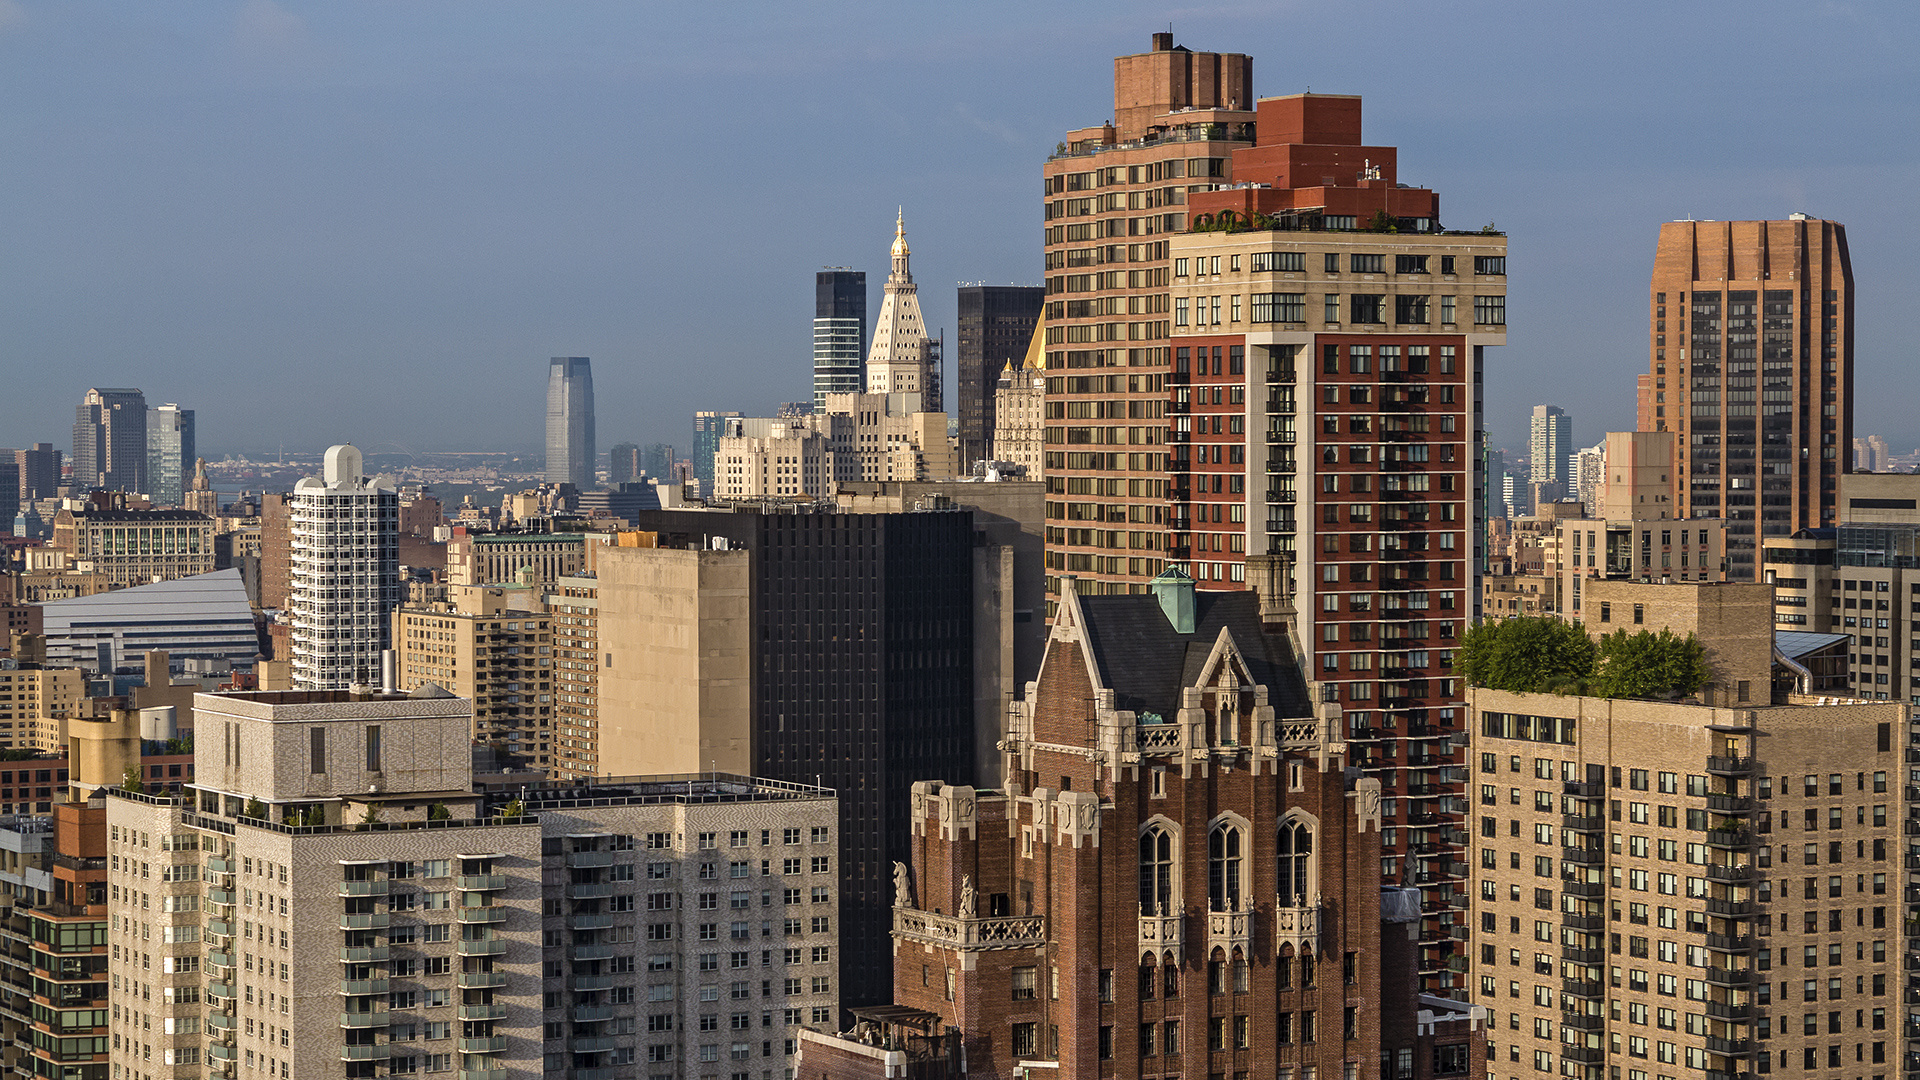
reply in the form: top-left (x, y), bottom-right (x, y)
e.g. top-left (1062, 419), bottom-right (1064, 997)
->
top-left (1474, 295), bottom-right (1506, 325)
top-left (309, 728), bottom-right (326, 774)
top-left (1011, 966), bottom-right (1037, 1001)
top-left (1278, 818), bottom-right (1314, 902)
top-left (1351, 254), bottom-right (1384, 274)
top-left (1251, 293), bottom-right (1306, 323)
top-left (1140, 824), bottom-right (1174, 914)
top-left (1475, 256), bottom-right (1506, 275)
top-left (1350, 294), bottom-right (1386, 324)
top-left (1209, 822), bottom-right (1243, 910)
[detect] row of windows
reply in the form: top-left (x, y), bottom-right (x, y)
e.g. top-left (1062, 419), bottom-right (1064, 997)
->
top-left (1174, 292), bottom-right (1504, 327)
top-left (1174, 253), bottom-right (1504, 277)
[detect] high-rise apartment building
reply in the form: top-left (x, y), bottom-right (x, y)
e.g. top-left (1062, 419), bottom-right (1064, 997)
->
top-left (606, 442), bottom-right (640, 485)
top-left (813, 269), bottom-right (867, 412)
top-left (641, 442), bottom-right (675, 481)
top-left (544, 356), bottom-right (596, 489)
top-left (288, 444), bottom-right (400, 689)
top-left (71, 386), bottom-right (146, 493)
top-left (146, 402), bottom-right (195, 506)
top-left (16, 443), bottom-right (62, 501)
top-left (1467, 582), bottom-right (1908, 1080)
top-left (392, 586), bottom-right (555, 766)
top-left (955, 285), bottom-right (1043, 465)
top-left (105, 687), bottom-right (842, 1080)
top-left (1530, 405), bottom-right (1572, 502)
top-left (692, 411), bottom-right (743, 496)
top-left (1041, 35), bottom-right (1254, 596)
top-left (1640, 216), bottom-right (1852, 581)
top-left (545, 571), bottom-right (601, 782)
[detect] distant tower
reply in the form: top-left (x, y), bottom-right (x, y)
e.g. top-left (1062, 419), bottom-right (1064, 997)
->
top-left (72, 387), bottom-right (147, 493)
top-left (1529, 405), bottom-right (1573, 501)
top-left (957, 285), bottom-right (1043, 465)
top-left (608, 443), bottom-right (641, 485)
top-left (692, 411), bottom-right (742, 497)
top-left (813, 270), bottom-right (867, 412)
top-left (184, 458), bottom-right (220, 517)
top-left (288, 444), bottom-right (400, 689)
top-left (545, 357), bottom-right (596, 489)
top-left (865, 211), bottom-right (934, 408)
top-left (146, 402), bottom-right (195, 506)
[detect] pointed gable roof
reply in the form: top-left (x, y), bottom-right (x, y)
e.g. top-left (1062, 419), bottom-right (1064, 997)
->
top-left (1068, 589), bottom-right (1312, 721)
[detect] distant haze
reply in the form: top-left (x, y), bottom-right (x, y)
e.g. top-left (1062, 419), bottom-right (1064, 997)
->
top-left (2, 2), bottom-right (1915, 457)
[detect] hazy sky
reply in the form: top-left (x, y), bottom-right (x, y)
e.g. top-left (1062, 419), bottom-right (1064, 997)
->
top-left (3, 1), bottom-right (1916, 460)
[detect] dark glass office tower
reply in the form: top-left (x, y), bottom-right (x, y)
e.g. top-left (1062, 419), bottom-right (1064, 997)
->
top-left (956, 285), bottom-right (1043, 466)
top-left (72, 387), bottom-right (147, 493)
top-left (146, 403), bottom-right (195, 506)
top-left (544, 357), bottom-right (595, 489)
top-left (630, 506), bottom-right (976, 1011)
top-left (812, 270), bottom-right (867, 411)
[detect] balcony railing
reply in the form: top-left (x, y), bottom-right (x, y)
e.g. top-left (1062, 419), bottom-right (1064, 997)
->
top-left (894, 909), bottom-right (1049, 953)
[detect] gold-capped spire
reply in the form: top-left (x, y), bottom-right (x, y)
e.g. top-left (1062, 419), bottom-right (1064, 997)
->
top-left (890, 207), bottom-right (909, 259)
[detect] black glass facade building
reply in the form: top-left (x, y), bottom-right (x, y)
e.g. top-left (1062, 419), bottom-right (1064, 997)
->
top-left (955, 285), bottom-right (1043, 467)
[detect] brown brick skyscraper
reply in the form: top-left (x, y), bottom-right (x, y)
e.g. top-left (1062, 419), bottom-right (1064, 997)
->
top-left (1639, 216), bottom-right (1852, 580)
top-left (1041, 34), bottom-right (1255, 602)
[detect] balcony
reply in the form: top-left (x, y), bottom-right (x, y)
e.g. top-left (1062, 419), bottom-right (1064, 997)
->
top-left (1704, 932), bottom-right (1754, 953)
top-left (340, 1046), bottom-right (392, 1061)
top-left (340, 947), bottom-right (389, 963)
top-left (566, 882), bottom-right (613, 899)
top-left (456, 874), bottom-right (509, 892)
top-left (459, 1004), bottom-right (508, 1022)
top-left (1705, 864), bottom-right (1754, 883)
top-left (1562, 814), bottom-right (1604, 833)
top-left (1563, 781), bottom-right (1603, 798)
top-left (566, 851), bottom-right (614, 868)
top-left (339, 979), bottom-right (389, 997)
top-left (1207, 908), bottom-right (1252, 955)
top-left (1562, 846), bottom-right (1604, 865)
top-left (1705, 1037), bottom-right (1753, 1057)
top-left (338, 1013), bottom-right (387, 1029)
top-left (894, 908), bottom-right (1050, 953)
top-left (1562, 946), bottom-right (1604, 965)
top-left (1561, 1047), bottom-right (1604, 1064)
top-left (1561, 1012), bottom-right (1603, 1031)
top-left (569, 974), bottom-right (618, 991)
top-left (459, 971), bottom-right (507, 989)
top-left (457, 937), bottom-right (508, 957)
top-left (1562, 978), bottom-right (1602, 998)
top-left (458, 1037), bottom-right (507, 1055)
top-left (457, 1072), bottom-right (508, 1080)
top-left (573, 1005), bottom-right (614, 1023)
top-left (338, 880), bottom-right (390, 897)
top-left (570, 944), bottom-right (615, 961)
top-left (1705, 1001), bottom-right (1753, 1022)
top-left (1705, 967), bottom-right (1753, 987)
top-left (207, 982), bottom-right (236, 1003)
top-left (1704, 1071), bottom-right (1754, 1080)
top-left (1704, 828), bottom-right (1752, 849)
top-left (339, 913), bottom-right (389, 931)
top-left (1562, 879), bottom-right (1605, 898)
top-left (1705, 898), bottom-right (1754, 918)
top-left (1275, 904), bottom-right (1321, 951)
top-left (1706, 756), bottom-right (1755, 776)
top-left (457, 906), bottom-right (509, 925)
top-left (1705, 793), bottom-right (1753, 814)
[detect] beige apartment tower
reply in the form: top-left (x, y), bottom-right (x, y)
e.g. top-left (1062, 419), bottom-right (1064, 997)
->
top-left (1640, 217), bottom-right (1853, 581)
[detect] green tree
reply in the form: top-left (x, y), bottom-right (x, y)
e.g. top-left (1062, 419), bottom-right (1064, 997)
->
top-left (121, 764), bottom-right (145, 793)
top-left (242, 798), bottom-right (267, 821)
top-left (1366, 209), bottom-right (1398, 233)
top-left (427, 802), bottom-right (451, 821)
top-left (1590, 629), bottom-right (1710, 700)
top-left (1457, 617), bottom-right (1597, 694)
top-left (498, 799), bottom-right (525, 821)
top-left (359, 804), bottom-right (382, 828)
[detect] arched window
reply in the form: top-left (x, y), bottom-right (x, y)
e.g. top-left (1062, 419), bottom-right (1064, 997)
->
top-left (1279, 818), bottom-right (1315, 903)
top-left (1140, 825), bottom-right (1174, 914)
top-left (1208, 823), bottom-right (1243, 911)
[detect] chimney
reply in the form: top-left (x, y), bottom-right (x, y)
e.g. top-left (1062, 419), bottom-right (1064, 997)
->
top-left (1149, 568), bottom-right (1195, 634)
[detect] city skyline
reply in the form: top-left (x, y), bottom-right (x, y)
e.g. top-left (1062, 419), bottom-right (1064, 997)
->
top-left (2, 4), bottom-right (1915, 457)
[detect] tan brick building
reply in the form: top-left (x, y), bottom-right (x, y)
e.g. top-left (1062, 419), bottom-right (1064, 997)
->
top-left (391, 586), bottom-right (554, 767)
top-left (50, 505), bottom-right (214, 588)
top-left (1640, 217), bottom-right (1853, 581)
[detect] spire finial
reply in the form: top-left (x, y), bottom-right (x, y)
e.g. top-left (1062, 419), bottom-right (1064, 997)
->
top-left (891, 207), bottom-right (910, 260)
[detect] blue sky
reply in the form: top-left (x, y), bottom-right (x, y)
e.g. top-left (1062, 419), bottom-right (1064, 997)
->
top-left (3, 1), bottom-right (1916, 459)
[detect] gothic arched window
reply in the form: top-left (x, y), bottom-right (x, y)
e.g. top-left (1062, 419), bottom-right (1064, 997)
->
top-left (1140, 825), bottom-right (1174, 914)
top-left (1208, 823), bottom-right (1243, 911)
top-left (1279, 818), bottom-right (1315, 903)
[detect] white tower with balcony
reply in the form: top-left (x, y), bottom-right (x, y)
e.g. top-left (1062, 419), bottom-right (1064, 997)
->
top-left (289, 444), bottom-right (401, 689)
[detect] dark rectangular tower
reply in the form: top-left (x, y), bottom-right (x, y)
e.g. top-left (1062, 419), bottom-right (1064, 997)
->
top-left (72, 387), bottom-right (146, 493)
top-left (544, 356), bottom-right (596, 490)
top-left (956, 285), bottom-right (1043, 467)
top-left (813, 270), bottom-right (868, 411)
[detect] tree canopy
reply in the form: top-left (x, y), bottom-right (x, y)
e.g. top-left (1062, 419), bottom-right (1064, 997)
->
top-left (1460, 617), bottom-right (1711, 700)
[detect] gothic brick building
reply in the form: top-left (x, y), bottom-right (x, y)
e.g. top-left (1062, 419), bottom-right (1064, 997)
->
top-left (796, 561), bottom-right (1486, 1078)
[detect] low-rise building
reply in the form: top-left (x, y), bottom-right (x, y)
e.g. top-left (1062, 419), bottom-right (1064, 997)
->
top-left (49, 505), bottom-right (215, 587)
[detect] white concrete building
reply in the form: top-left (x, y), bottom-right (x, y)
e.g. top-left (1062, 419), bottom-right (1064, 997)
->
top-left (105, 687), bottom-right (840, 1080)
top-left (289, 445), bottom-right (401, 689)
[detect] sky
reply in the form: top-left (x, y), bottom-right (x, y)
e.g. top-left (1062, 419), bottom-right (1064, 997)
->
top-left (3, 1), bottom-right (1917, 460)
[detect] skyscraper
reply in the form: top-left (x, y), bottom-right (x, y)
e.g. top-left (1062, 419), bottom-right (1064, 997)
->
top-left (1641, 215), bottom-right (1852, 580)
top-left (865, 211), bottom-right (933, 406)
top-left (955, 285), bottom-right (1043, 466)
top-left (607, 441), bottom-right (641, 485)
top-left (813, 269), bottom-right (867, 411)
top-left (288, 444), bottom-right (400, 689)
top-left (71, 387), bottom-right (146, 493)
top-left (544, 356), bottom-right (595, 489)
top-left (1529, 403), bottom-right (1572, 501)
top-left (691, 410), bottom-right (743, 495)
top-left (1042, 34), bottom-right (1255, 597)
top-left (145, 402), bottom-right (195, 506)
top-left (15, 444), bottom-right (61, 502)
